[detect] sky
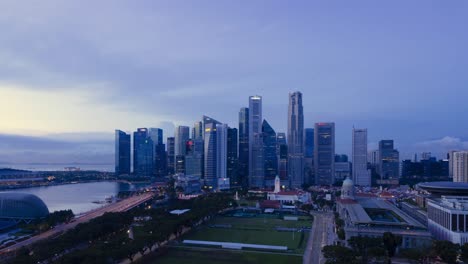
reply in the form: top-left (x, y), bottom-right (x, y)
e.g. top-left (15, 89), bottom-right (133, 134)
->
top-left (0, 0), bottom-right (467, 165)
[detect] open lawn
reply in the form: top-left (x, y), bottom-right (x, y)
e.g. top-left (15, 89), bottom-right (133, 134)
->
top-left (145, 247), bottom-right (303, 264)
top-left (182, 215), bottom-right (311, 253)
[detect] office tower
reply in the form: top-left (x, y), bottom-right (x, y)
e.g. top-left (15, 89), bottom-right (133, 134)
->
top-left (238, 107), bottom-right (249, 188)
top-left (277, 133), bottom-right (288, 181)
top-left (453, 151), bottom-right (468, 183)
top-left (304, 128), bottom-right (314, 185)
top-left (203, 116), bottom-right (221, 188)
top-left (448, 150), bottom-right (458, 179)
top-left (175, 126), bottom-right (190, 158)
top-left (154, 143), bottom-right (167, 178)
top-left (227, 128), bottom-right (238, 186)
top-left (262, 120), bottom-right (278, 186)
top-left (193, 121), bottom-right (203, 140)
top-left (167, 137), bottom-right (175, 175)
top-left (216, 124), bottom-right (229, 190)
top-left (249, 96), bottom-right (264, 188)
top-left (378, 140), bottom-right (400, 181)
top-left (133, 128), bottom-right (154, 176)
top-left (288, 91), bottom-right (305, 188)
top-left (335, 154), bottom-right (348, 162)
top-left (148, 128), bottom-right (163, 145)
top-left (115, 130), bottom-right (131, 175)
top-left (335, 161), bottom-right (351, 181)
top-left (185, 138), bottom-right (203, 178)
top-left (314, 123), bottom-right (335, 185)
top-left (352, 128), bottom-right (371, 186)
top-left (369, 150), bottom-right (379, 166)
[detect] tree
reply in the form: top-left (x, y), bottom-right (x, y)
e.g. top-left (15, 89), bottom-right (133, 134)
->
top-left (432, 240), bottom-right (459, 264)
top-left (461, 243), bottom-right (468, 263)
top-left (399, 248), bottom-right (426, 264)
top-left (382, 232), bottom-right (402, 263)
top-left (322, 245), bottom-right (357, 264)
top-left (348, 236), bottom-right (384, 264)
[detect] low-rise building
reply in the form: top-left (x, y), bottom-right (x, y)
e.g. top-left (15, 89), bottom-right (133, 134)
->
top-left (427, 196), bottom-right (468, 244)
top-left (174, 174), bottom-right (201, 194)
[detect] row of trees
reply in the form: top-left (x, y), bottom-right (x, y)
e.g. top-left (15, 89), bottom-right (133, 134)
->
top-left (20, 209), bottom-right (75, 233)
top-left (10, 193), bottom-right (235, 264)
top-left (323, 232), bottom-right (402, 264)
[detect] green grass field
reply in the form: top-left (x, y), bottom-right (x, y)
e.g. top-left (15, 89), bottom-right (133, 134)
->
top-left (146, 247), bottom-right (303, 264)
top-left (183, 215), bottom-right (311, 253)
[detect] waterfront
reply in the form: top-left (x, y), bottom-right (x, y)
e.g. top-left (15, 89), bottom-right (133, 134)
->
top-left (1, 181), bottom-right (145, 214)
top-left (0, 163), bottom-right (114, 172)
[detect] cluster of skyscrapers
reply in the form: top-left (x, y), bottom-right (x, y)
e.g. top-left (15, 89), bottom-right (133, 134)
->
top-left (115, 92), bottom-right (388, 190)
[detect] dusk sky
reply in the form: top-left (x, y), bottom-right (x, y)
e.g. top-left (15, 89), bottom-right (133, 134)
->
top-left (1, 0), bottom-right (467, 166)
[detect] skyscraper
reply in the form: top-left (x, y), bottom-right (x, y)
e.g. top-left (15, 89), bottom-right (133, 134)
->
top-left (203, 116), bottom-right (221, 188)
top-left (133, 128), bottom-right (154, 176)
top-left (185, 137), bottom-right (203, 178)
top-left (216, 124), bottom-right (229, 190)
top-left (115, 130), bottom-right (131, 175)
top-left (304, 128), bottom-right (314, 185)
top-left (452, 151), bottom-right (468, 183)
top-left (262, 120), bottom-right (277, 186)
top-left (249, 96), bottom-right (264, 188)
top-left (378, 140), bottom-right (400, 181)
top-left (238, 107), bottom-right (249, 188)
top-left (314, 123), bottom-right (335, 185)
top-left (149, 128), bottom-right (165, 177)
top-left (192, 121), bottom-right (203, 140)
top-left (277, 133), bottom-right (288, 181)
top-left (175, 126), bottom-right (190, 157)
top-left (288, 92), bottom-right (304, 188)
top-left (352, 128), bottom-right (371, 186)
top-left (227, 127), bottom-right (238, 186)
top-left (166, 137), bottom-right (175, 175)
top-left (148, 128), bottom-right (163, 145)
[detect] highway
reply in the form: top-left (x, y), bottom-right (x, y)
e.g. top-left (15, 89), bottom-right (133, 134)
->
top-left (303, 211), bottom-right (334, 264)
top-left (0, 192), bottom-right (154, 254)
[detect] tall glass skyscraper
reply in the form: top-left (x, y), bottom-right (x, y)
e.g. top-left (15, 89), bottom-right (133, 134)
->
top-left (133, 128), bottom-right (154, 176)
top-left (262, 120), bottom-right (277, 185)
top-left (175, 126), bottom-right (190, 157)
top-left (249, 96), bottom-right (264, 188)
top-left (238, 107), bottom-right (249, 188)
top-left (166, 137), bottom-right (175, 175)
top-left (192, 121), bottom-right (203, 140)
top-left (314, 123), bottom-right (335, 185)
top-left (288, 92), bottom-right (304, 188)
top-left (185, 138), bottom-right (203, 178)
top-left (203, 116), bottom-right (221, 188)
top-left (227, 127), bottom-right (238, 186)
top-left (352, 128), bottom-right (371, 186)
top-left (277, 133), bottom-right (288, 181)
top-left (378, 140), bottom-right (400, 181)
top-left (115, 130), bottom-right (131, 175)
top-left (304, 128), bottom-right (314, 185)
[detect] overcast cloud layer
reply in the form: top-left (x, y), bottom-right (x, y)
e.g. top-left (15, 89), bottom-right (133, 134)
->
top-left (0, 0), bottom-right (467, 165)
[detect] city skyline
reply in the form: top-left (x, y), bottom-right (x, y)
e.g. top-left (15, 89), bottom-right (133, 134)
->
top-left (1, 1), bottom-right (468, 165)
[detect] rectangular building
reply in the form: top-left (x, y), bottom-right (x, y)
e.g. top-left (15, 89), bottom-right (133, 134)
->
top-left (314, 123), bottom-right (335, 185)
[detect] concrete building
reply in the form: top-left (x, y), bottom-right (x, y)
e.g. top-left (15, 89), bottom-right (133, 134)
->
top-left (453, 151), bottom-right (468, 183)
top-left (314, 123), bottom-right (335, 185)
top-left (427, 196), bottom-right (468, 244)
top-left (115, 130), bottom-right (131, 175)
top-left (352, 128), bottom-right (371, 186)
top-left (288, 91), bottom-right (305, 188)
top-left (336, 179), bottom-right (432, 248)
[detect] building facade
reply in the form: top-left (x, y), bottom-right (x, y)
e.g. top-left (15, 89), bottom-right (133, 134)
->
top-left (133, 128), bottom-right (154, 176)
top-left (238, 107), bottom-right (249, 188)
top-left (427, 196), bottom-right (468, 244)
top-left (288, 91), bottom-right (305, 188)
top-left (352, 128), bottom-right (371, 186)
top-left (263, 120), bottom-right (278, 187)
top-left (227, 127), bottom-right (238, 186)
top-left (453, 151), bottom-right (468, 183)
top-left (167, 137), bottom-right (175, 175)
top-left (115, 130), bottom-right (131, 175)
top-left (249, 96), bottom-right (264, 188)
top-left (378, 140), bottom-right (400, 181)
top-left (203, 116), bottom-right (221, 188)
top-left (314, 123), bottom-right (335, 185)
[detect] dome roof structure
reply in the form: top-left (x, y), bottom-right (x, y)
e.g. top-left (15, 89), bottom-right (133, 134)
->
top-left (341, 177), bottom-right (355, 200)
top-left (0, 192), bottom-right (49, 220)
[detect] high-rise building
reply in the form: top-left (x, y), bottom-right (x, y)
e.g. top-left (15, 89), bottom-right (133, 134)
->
top-left (288, 92), bottom-right (305, 188)
top-left (203, 116), bottom-right (221, 188)
top-left (154, 143), bottom-right (167, 178)
top-left (262, 120), bottom-right (277, 186)
top-left (133, 128), bottom-right (154, 176)
top-left (453, 151), bottom-right (468, 183)
top-left (314, 123), bottom-right (335, 185)
top-left (249, 96), bottom-right (264, 188)
top-left (238, 107), bottom-right (249, 188)
top-left (448, 150), bottom-right (459, 179)
top-left (227, 128), bottom-right (238, 186)
top-left (175, 155), bottom-right (185, 174)
top-left (277, 133), bottom-right (288, 181)
top-left (185, 138), bottom-right (203, 178)
top-left (304, 128), bottom-right (314, 185)
top-left (193, 121), bottom-right (203, 140)
top-left (378, 140), bottom-right (400, 181)
top-left (148, 128), bottom-right (163, 145)
top-left (115, 130), bottom-right (131, 175)
top-left (175, 126), bottom-right (190, 158)
top-left (216, 124), bottom-right (229, 190)
top-left (166, 137), bottom-right (175, 175)
top-left (352, 128), bottom-right (371, 186)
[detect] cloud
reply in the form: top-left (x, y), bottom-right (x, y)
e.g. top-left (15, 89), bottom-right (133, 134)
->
top-left (413, 136), bottom-right (468, 157)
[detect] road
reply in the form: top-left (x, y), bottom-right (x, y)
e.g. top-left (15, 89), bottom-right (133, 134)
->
top-left (303, 212), bottom-right (334, 264)
top-left (0, 192), bottom-right (154, 254)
